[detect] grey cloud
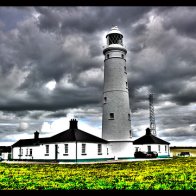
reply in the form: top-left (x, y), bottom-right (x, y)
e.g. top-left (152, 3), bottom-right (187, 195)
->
top-left (35, 7), bottom-right (152, 35)
top-left (0, 7), bottom-right (196, 146)
top-left (159, 7), bottom-right (196, 39)
top-left (46, 111), bottom-right (67, 118)
top-left (0, 7), bottom-right (31, 31)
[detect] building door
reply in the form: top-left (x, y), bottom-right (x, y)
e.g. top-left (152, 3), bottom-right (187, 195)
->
top-left (147, 146), bottom-right (151, 152)
top-left (55, 144), bottom-right (58, 161)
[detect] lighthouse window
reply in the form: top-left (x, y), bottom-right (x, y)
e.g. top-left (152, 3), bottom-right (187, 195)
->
top-left (121, 54), bottom-right (124, 59)
top-left (109, 113), bottom-right (114, 119)
top-left (104, 97), bottom-right (107, 104)
top-left (126, 82), bottom-right (128, 88)
top-left (124, 66), bottom-right (127, 73)
top-left (109, 34), bottom-right (123, 45)
top-left (128, 113), bottom-right (131, 121)
top-left (107, 54), bottom-right (109, 59)
top-left (129, 130), bottom-right (132, 137)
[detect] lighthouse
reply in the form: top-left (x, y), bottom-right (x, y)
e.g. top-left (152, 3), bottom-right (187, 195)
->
top-left (102, 26), bottom-right (132, 142)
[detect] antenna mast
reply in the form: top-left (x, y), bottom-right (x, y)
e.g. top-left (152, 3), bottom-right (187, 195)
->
top-left (149, 93), bottom-right (156, 136)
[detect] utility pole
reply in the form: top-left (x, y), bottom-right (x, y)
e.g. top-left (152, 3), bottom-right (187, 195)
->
top-left (149, 93), bottom-right (156, 136)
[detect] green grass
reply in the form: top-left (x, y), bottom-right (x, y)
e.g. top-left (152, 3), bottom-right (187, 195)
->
top-left (0, 157), bottom-right (196, 190)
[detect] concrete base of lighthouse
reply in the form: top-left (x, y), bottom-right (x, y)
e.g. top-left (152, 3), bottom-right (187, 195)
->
top-left (108, 140), bottom-right (135, 160)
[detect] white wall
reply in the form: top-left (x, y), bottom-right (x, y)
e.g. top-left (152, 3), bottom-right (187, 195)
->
top-left (12, 142), bottom-right (111, 161)
top-left (76, 142), bottom-right (110, 160)
top-left (109, 141), bottom-right (134, 159)
top-left (1, 152), bottom-right (10, 160)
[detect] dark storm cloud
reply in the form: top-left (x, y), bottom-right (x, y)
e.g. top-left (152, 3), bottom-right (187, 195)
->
top-left (28, 111), bottom-right (45, 120)
top-left (35, 7), bottom-right (152, 35)
top-left (6, 111), bottom-right (30, 118)
top-left (46, 111), bottom-right (67, 118)
top-left (0, 84), bottom-right (101, 112)
top-left (157, 7), bottom-right (196, 39)
top-left (0, 6), bottom-right (196, 146)
top-left (126, 7), bottom-right (196, 111)
top-left (0, 7), bottom-right (31, 31)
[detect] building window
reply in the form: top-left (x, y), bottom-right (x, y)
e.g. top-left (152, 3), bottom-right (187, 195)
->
top-left (21, 149), bottom-right (23, 155)
top-left (135, 147), bottom-right (139, 152)
top-left (98, 144), bottom-right (102, 155)
top-left (19, 148), bottom-right (22, 156)
top-left (65, 144), bottom-right (68, 154)
top-left (121, 54), bottom-right (124, 59)
top-left (26, 149), bottom-right (28, 156)
top-left (46, 145), bottom-right (49, 154)
top-left (104, 97), bottom-right (107, 104)
top-left (107, 148), bottom-right (109, 155)
top-left (147, 146), bottom-right (151, 152)
top-left (109, 113), bottom-right (114, 119)
top-left (82, 144), bottom-right (86, 155)
top-left (165, 145), bottom-right (167, 152)
top-left (158, 145), bottom-right (161, 152)
top-left (29, 149), bottom-right (32, 156)
top-left (107, 54), bottom-right (109, 59)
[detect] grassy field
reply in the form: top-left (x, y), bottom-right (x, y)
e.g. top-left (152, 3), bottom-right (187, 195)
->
top-left (0, 157), bottom-right (196, 190)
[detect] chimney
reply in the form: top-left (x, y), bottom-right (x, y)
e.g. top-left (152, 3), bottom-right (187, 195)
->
top-left (146, 128), bottom-right (151, 135)
top-left (34, 131), bottom-right (39, 140)
top-left (69, 119), bottom-right (78, 129)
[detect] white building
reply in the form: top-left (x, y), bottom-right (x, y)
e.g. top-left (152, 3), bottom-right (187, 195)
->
top-left (12, 119), bottom-right (112, 162)
top-left (102, 26), bottom-right (133, 160)
top-left (133, 128), bottom-right (170, 158)
top-left (11, 26), bottom-right (170, 162)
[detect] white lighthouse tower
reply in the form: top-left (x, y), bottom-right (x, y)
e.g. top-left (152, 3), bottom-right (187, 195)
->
top-left (102, 26), bottom-right (133, 160)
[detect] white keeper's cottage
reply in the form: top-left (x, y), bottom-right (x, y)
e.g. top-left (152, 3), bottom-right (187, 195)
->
top-left (12, 119), bottom-right (112, 162)
top-left (11, 26), bottom-right (170, 162)
top-left (133, 128), bottom-right (170, 158)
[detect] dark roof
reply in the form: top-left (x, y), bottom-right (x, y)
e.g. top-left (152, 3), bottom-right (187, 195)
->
top-left (12, 119), bottom-right (108, 147)
top-left (133, 128), bottom-right (170, 145)
top-left (12, 137), bottom-right (51, 147)
top-left (0, 146), bottom-right (11, 153)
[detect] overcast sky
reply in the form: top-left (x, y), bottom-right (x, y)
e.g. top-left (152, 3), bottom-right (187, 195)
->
top-left (0, 6), bottom-right (196, 147)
